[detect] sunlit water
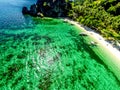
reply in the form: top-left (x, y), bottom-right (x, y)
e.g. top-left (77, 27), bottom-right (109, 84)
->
top-left (0, 0), bottom-right (120, 90)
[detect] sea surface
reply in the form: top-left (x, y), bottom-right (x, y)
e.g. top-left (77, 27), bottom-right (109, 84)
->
top-left (0, 0), bottom-right (36, 29)
top-left (0, 0), bottom-right (120, 90)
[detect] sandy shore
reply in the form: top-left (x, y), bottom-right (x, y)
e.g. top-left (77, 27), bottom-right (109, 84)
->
top-left (63, 18), bottom-right (120, 81)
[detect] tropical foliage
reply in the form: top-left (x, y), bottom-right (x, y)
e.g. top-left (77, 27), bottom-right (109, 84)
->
top-left (68, 0), bottom-right (120, 42)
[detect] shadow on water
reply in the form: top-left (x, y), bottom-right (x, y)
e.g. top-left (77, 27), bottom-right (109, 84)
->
top-left (69, 30), bottom-right (107, 67)
top-left (70, 31), bottom-right (120, 84)
top-left (0, 18), bottom-right (120, 89)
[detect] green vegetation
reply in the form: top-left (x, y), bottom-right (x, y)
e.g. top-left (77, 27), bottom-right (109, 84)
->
top-left (68, 0), bottom-right (120, 42)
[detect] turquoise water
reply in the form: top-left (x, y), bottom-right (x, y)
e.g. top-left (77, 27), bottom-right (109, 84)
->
top-left (0, 18), bottom-right (120, 89)
top-left (0, 0), bottom-right (120, 90)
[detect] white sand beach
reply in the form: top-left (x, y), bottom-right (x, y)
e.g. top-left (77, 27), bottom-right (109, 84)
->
top-left (63, 18), bottom-right (120, 81)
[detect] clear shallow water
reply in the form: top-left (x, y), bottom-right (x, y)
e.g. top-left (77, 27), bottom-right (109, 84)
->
top-left (0, 18), bottom-right (120, 89)
top-left (0, 0), bottom-right (120, 90)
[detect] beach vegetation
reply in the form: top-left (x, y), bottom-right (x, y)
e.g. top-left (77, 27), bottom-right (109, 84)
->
top-left (68, 0), bottom-right (120, 42)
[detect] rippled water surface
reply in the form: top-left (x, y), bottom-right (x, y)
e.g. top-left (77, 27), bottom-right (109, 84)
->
top-left (0, 0), bottom-right (120, 90)
top-left (0, 0), bottom-right (36, 29)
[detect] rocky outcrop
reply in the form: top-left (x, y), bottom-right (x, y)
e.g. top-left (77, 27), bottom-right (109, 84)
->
top-left (22, 7), bottom-right (29, 14)
top-left (22, 0), bottom-right (72, 17)
top-left (29, 4), bottom-right (37, 16)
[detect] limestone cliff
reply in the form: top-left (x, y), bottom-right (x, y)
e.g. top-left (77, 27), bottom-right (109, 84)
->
top-left (22, 0), bottom-right (72, 17)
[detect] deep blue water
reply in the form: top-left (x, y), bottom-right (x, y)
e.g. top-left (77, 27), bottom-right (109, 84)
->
top-left (0, 0), bottom-right (36, 29)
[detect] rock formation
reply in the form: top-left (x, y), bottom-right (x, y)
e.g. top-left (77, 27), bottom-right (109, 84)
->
top-left (22, 0), bottom-right (72, 17)
top-left (22, 7), bottom-right (29, 14)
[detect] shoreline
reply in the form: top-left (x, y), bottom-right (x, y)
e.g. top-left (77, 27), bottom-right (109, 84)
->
top-left (63, 18), bottom-right (120, 81)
